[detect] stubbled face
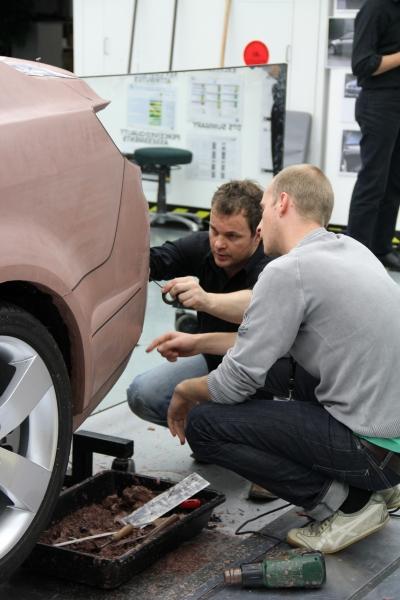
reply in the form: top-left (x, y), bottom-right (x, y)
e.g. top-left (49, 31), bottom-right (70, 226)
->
top-left (209, 209), bottom-right (260, 276)
top-left (259, 184), bottom-right (281, 256)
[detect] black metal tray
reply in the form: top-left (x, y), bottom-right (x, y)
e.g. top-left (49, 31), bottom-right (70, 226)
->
top-left (25, 470), bottom-right (225, 589)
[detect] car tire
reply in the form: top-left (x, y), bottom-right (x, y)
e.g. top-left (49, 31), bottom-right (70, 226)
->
top-left (0, 302), bottom-right (72, 582)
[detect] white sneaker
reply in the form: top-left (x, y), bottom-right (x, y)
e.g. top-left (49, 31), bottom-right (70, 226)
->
top-left (287, 493), bottom-right (389, 554)
top-left (380, 485), bottom-right (400, 510)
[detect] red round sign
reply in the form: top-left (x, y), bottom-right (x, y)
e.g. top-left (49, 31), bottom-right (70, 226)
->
top-left (243, 40), bottom-right (270, 65)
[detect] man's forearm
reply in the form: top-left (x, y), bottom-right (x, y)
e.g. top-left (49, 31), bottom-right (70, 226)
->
top-left (205, 289), bottom-right (252, 324)
top-left (373, 52), bottom-right (400, 75)
top-left (194, 332), bottom-right (237, 355)
top-left (176, 375), bottom-right (211, 405)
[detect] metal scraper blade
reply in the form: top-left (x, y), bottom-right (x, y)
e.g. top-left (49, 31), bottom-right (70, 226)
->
top-left (121, 473), bottom-right (210, 528)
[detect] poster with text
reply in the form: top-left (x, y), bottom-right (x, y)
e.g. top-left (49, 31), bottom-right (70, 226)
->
top-left (186, 134), bottom-right (240, 181)
top-left (125, 73), bottom-right (179, 146)
top-left (188, 73), bottom-right (243, 126)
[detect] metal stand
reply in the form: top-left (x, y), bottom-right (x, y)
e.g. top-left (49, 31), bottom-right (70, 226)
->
top-left (149, 166), bottom-right (201, 231)
top-left (66, 430), bottom-right (135, 486)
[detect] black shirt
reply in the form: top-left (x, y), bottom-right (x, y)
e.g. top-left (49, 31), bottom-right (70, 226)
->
top-left (352, 0), bottom-right (400, 89)
top-left (150, 231), bottom-right (271, 371)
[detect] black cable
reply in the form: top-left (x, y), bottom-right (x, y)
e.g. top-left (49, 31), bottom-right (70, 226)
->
top-left (235, 499), bottom-right (400, 546)
top-left (235, 502), bottom-right (292, 543)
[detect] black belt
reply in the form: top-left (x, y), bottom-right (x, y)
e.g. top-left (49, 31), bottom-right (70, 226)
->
top-left (360, 438), bottom-right (400, 476)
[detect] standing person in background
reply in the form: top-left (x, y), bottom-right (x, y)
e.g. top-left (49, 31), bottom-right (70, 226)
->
top-left (347, 0), bottom-right (400, 271)
top-left (270, 65), bottom-right (286, 176)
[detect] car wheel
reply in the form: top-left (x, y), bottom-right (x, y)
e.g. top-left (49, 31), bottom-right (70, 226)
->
top-left (0, 303), bottom-right (72, 581)
top-left (175, 310), bottom-right (199, 334)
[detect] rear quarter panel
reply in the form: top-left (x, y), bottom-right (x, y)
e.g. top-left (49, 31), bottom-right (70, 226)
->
top-left (0, 61), bottom-right (149, 423)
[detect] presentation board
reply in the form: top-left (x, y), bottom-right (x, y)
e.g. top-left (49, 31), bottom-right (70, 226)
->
top-left (84, 64), bottom-right (286, 209)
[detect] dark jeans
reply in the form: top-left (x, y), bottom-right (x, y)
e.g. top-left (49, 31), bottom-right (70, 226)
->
top-left (347, 88), bottom-right (400, 256)
top-left (186, 358), bottom-right (400, 514)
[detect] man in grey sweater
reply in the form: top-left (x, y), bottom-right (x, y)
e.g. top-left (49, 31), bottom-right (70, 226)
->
top-left (148, 164), bottom-right (400, 554)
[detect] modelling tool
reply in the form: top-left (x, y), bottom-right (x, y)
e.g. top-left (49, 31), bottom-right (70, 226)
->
top-left (53, 473), bottom-right (209, 548)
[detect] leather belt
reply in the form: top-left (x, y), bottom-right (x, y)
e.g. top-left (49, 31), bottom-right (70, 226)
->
top-left (360, 438), bottom-right (400, 476)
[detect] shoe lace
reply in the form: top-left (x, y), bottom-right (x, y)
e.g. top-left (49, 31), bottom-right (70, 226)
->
top-left (307, 514), bottom-right (334, 535)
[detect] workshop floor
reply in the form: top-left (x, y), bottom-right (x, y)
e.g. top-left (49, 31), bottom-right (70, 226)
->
top-left (3, 225), bottom-right (400, 599)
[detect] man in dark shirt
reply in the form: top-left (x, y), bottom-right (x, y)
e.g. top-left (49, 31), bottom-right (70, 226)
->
top-left (127, 179), bottom-right (271, 426)
top-left (347, 0), bottom-right (400, 270)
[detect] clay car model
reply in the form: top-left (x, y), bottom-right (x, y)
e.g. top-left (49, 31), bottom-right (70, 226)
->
top-left (0, 57), bottom-right (149, 580)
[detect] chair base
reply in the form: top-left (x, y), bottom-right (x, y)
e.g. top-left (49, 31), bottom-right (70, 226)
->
top-left (150, 211), bottom-right (201, 231)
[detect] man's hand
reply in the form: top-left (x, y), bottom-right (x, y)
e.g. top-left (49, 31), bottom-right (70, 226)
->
top-left (167, 377), bottom-right (210, 444)
top-left (162, 278), bottom-right (252, 324)
top-left (146, 331), bottom-right (198, 361)
top-left (167, 386), bottom-right (195, 444)
top-left (162, 277), bottom-right (210, 312)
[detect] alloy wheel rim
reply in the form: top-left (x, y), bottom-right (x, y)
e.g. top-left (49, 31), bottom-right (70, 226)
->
top-left (0, 335), bottom-right (58, 558)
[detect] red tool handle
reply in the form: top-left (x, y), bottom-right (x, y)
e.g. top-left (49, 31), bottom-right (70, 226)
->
top-left (179, 499), bottom-right (202, 510)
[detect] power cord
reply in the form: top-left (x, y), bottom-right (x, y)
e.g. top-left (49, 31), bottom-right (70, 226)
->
top-left (234, 500), bottom-right (400, 547)
top-left (235, 502), bottom-right (292, 543)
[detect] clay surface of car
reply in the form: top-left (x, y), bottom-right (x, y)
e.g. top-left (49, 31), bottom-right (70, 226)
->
top-left (0, 57), bottom-right (149, 579)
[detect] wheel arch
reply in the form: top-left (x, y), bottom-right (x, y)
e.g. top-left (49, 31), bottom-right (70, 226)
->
top-left (0, 281), bottom-right (85, 417)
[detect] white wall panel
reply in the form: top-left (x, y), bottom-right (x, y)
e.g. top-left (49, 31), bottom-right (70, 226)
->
top-left (324, 69), bottom-right (357, 225)
top-left (73, 0), bottom-right (104, 75)
top-left (103, 0), bottom-right (135, 74)
top-left (224, 0), bottom-right (293, 66)
top-left (172, 0), bottom-right (226, 70)
top-left (289, 0), bottom-right (330, 166)
top-left (130, 0), bottom-right (175, 73)
top-left (74, 0), bottom-right (135, 76)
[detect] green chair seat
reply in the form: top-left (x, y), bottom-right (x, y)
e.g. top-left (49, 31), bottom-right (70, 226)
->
top-left (133, 147), bottom-right (192, 168)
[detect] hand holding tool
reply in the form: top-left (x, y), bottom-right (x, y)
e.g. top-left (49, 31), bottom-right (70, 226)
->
top-left (151, 280), bottom-right (184, 308)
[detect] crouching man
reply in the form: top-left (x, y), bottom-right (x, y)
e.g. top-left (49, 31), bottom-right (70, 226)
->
top-left (149, 164), bottom-right (400, 554)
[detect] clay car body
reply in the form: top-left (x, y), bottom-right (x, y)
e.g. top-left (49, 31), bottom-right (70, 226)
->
top-left (0, 57), bottom-right (149, 580)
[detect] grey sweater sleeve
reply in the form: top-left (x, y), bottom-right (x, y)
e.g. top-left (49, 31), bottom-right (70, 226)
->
top-left (208, 255), bottom-right (305, 404)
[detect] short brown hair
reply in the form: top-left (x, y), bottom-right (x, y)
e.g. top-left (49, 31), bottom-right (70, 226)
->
top-left (272, 164), bottom-right (334, 227)
top-left (211, 179), bottom-right (263, 235)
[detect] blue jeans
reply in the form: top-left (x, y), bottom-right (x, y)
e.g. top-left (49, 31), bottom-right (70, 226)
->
top-left (186, 359), bottom-right (400, 518)
top-left (127, 355), bottom-right (208, 426)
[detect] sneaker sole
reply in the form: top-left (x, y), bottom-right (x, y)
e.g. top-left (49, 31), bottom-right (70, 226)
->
top-left (287, 514), bottom-right (389, 554)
